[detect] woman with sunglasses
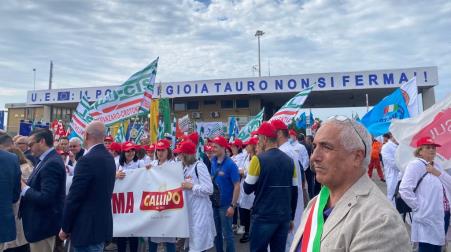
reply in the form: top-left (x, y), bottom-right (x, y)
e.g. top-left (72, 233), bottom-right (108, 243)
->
top-left (147, 139), bottom-right (177, 252)
top-left (116, 141), bottom-right (145, 252)
top-left (400, 136), bottom-right (450, 252)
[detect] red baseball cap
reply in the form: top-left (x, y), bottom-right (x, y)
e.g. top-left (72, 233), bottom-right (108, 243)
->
top-left (230, 139), bottom-right (243, 148)
top-left (212, 136), bottom-right (229, 148)
top-left (109, 142), bottom-right (122, 152)
top-left (122, 141), bottom-right (136, 152)
top-left (416, 136), bottom-right (441, 147)
top-left (289, 129), bottom-right (297, 137)
top-left (256, 122), bottom-right (277, 138)
top-left (155, 139), bottom-right (171, 150)
top-left (104, 135), bottom-right (114, 142)
top-left (143, 144), bottom-right (155, 152)
top-left (204, 144), bottom-right (213, 152)
top-left (244, 137), bottom-right (258, 146)
top-left (174, 141), bottom-right (196, 155)
top-left (184, 132), bottom-right (199, 145)
top-left (271, 119), bottom-right (288, 130)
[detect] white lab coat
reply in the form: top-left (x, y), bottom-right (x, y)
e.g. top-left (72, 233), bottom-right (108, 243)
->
top-left (183, 161), bottom-right (216, 252)
top-left (238, 157), bottom-right (255, 209)
top-left (380, 140), bottom-right (400, 206)
top-left (279, 141), bottom-right (304, 251)
top-left (291, 141), bottom-right (309, 171)
top-left (399, 158), bottom-right (451, 246)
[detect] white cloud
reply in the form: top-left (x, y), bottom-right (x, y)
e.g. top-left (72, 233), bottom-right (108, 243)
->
top-left (0, 0), bottom-right (450, 121)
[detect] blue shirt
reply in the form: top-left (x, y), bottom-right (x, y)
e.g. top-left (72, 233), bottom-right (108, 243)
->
top-left (211, 156), bottom-right (240, 207)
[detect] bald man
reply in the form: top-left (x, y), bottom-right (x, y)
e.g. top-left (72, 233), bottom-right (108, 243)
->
top-left (59, 121), bottom-right (116, 251)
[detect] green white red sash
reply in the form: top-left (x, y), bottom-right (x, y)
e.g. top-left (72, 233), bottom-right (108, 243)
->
top-left (300, 186), bottom-right (330, 252)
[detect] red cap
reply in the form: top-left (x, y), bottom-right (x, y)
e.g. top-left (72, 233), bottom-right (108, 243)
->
top-left (122, 141), bottom-right (136, 152)
top-left (104, 135), bottom-right (114, 142)
top-left (256, 121), bottom-right (277, 138)
top-left (155, 139), bottom-right (171, 150)
top-left (143, 144), bottom-right (155, 152)
top-left (185, 132), bottom-right (199, 145)
top-left (174, 141), bottom-right (196, 155)
top-left (271, 119), bottom-right (288, 130)
top-left (289, 129), bottom-right (297, 137)
top-left (251, 130), bottom-right (258, 136)
top-left (244, 137), bottom-right (258, 146)
top-left (109, 142), bottom-right (122, 152)
top-left (230, 139), bottom-right (243, 148)
top-left (416, 136), bottom-right (441, 147)
top-left (204, 144), bottom-right (213, 152)
top-left (212, 136), bottom-right (229, 148)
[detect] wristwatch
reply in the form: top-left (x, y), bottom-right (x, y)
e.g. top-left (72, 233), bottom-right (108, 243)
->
top-left (230, 203), bottom-right (236, 208)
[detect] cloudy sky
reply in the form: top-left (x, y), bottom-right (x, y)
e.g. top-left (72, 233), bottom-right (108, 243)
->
top-left (0, 0), bottom-right (450, 118)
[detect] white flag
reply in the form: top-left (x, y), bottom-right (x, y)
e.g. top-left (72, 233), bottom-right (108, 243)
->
top-left (400, 77), bottom-right (419, 117)
top-left (269, 86), bottom-right (313, 125)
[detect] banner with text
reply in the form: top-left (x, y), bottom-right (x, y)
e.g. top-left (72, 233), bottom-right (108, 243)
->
top-left (112, 163), bottom-right (190, 237)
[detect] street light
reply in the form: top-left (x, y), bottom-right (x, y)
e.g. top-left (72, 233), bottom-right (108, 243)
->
top-left (255, 30), bottom-right (264, 77)
top-left (33, 68), bottom-right (36, 90)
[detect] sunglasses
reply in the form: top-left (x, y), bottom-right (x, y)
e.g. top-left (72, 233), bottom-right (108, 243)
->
top-left (327, 115), bottom-right (367, 157)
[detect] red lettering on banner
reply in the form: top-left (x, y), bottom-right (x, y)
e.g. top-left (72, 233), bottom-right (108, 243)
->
top-left (410, 108), bottom-right (451, 159)
top-left (112, 192), bottom-right (135, 214)
top-left (140, 188), bottom-right (184, 211)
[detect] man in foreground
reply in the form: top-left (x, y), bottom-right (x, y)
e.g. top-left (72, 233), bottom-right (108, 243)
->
top-left (290, 116), bottom-right (410, 251)
top-left (59, 121), bottom-right (116, 252)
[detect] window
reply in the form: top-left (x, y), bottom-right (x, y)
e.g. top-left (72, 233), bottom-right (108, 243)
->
top-left (203, 100), bottom-right (216, 105)
top-left (235, 99), bottom-right (249, 108)
top-left (187, 101), bottom-right (199, 110)
top-left (174, 102), bottom-right (186, 111)
top-left (221, 100), bottom-right (234, 109)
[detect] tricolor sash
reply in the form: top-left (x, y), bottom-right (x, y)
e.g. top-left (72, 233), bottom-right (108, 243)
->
top-left (300, 186), bottom-right (330, 252)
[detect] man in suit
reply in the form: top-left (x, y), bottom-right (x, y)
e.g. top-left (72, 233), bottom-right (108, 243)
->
top-left (68, 137), bottom-right (85, 166)
top-left (290, 117), bottom-right (410, 252)
top-left (59, 121), bottom-right (116, 252)
top-left (20, 129), bottom-right (66, 252)
top-left (0, 133), bottom-right (21, 252)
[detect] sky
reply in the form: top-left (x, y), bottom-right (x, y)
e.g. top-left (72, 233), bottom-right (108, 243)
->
top-left (0, 0), bottom-right (450, 120)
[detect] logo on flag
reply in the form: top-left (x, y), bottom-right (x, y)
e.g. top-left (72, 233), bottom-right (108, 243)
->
top-left (90, 58), bottom-right (158, 126)
top-left (269, 86), bottom-right (313, 125)
top-left (237, 108), bottom-right (264, 141)
top-left (383, 104), bottom-right (399, 115)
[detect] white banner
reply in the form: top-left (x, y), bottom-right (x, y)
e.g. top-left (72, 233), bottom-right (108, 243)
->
top-left (390, 93), bottom-right (451, 171)
top-left (112, 163), bottom-right (190, 237)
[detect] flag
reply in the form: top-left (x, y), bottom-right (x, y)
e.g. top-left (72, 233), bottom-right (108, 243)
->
top-left (90, 58), bottom-right (158, 126)
top-left (237, 108), bottom-right (265, 141)
top-left (360, 88), bottom-right (410, 137)
top-left (70, 94), bottom-right (93, 139)
top-left (228, 116), bottom-right (240, 140)
top-left (171, 116), bottom-right (177, 149)
top-left (269, 86), bottom-right (313, 125)
top-left (115, 122), bottom-right (126, 143)
top-left (390, 93), bottom-right (451, 172)
top-left (149, 99), bottom-right (159, 144)
top-left (197, 125), bottom-right (205, 159)
top-left (178, 114), bottom-right (191, 133)
top-left (197, 122), bottom-right (225, 138)
top-left (159, 98), bottom-right (171, 135)
top-left (296, 112), bottom-right (307, 129)
top-left (158, 119), bottom-right (164, 140)
top-left (309, 111), bottom-right (314, 126)
top-left (0, 111), bottom-right (4, 130)
top-left (135, 122), bottom-right (145, 144)
top-left (400, 77), bottom-right (419, 117)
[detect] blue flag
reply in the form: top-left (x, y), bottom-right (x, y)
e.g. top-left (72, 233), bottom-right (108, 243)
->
top-left (0, 111), bottom-right (4, 130)
top-left (309, 111), bottom-right (314, 126)
top-left (296, 112), bottom-right (307, 129)
top-left (360, 88), bottom-right (410, 136)
top-left (228, 116), bottom-right (237, 139)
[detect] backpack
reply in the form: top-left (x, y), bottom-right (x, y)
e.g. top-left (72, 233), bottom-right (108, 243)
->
top-left (393, 159), bottom-right (429, 214)
top-left (194, 162), bottom-right (221, 208)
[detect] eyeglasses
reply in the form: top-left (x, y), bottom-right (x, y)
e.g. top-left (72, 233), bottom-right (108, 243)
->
top-left (327, 115), bottom-right (367, 157)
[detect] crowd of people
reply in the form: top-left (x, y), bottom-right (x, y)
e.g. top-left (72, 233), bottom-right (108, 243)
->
top-left (0, 115), bottom-right (449, 252)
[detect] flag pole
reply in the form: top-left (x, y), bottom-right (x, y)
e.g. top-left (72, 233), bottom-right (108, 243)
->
top-left (365, 93), bottom-right (369, 112)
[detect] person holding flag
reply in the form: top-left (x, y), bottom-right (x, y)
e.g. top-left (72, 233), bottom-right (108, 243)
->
top-left (289, 116), bottom-right (410, 252)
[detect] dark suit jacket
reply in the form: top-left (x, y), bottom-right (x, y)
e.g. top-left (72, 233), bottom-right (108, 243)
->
top-left (20, 148), bottom-right (66, 243)
top-left (0, 150), bottom-right (21, 243)
top-left (62, 144), bottom-right (116, 247)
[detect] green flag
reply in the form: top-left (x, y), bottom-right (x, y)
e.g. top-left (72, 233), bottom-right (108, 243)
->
top-left (159, 98), bottom-right (171, 134)
top-left (115, 122), bottom-right (126, 143)
top-left (237, 108), bottom-right (265, 141)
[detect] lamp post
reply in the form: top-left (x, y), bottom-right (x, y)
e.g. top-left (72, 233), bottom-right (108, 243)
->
top-left (255, 30), bottom-right (264, 77)
top-left (33, 68), bottom-right (36, 90)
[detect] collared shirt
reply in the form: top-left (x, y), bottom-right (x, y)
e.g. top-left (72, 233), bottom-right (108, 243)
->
top-left (21, 147), bottom-right (54, 196)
